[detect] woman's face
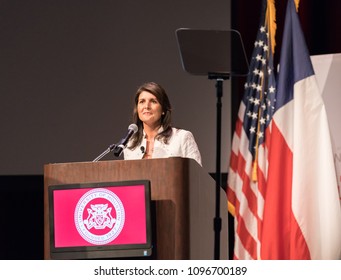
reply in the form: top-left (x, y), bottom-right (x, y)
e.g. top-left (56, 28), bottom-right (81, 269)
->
top-left (137, 91), bottom-right (163, 128)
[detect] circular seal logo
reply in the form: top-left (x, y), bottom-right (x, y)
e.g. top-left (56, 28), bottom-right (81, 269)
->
top-left (74, 188), bottom-right (125, 245)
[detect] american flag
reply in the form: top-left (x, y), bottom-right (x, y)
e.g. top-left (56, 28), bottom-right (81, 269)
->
top-left (227, 0), bottom-right (276, 260)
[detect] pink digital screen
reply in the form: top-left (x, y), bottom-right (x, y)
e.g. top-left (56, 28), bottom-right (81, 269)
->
top-left (52, 184), bottom-right (147, 248)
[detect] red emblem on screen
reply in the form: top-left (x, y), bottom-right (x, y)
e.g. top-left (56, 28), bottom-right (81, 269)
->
top-left (74, 188), bottom-right (125, 245)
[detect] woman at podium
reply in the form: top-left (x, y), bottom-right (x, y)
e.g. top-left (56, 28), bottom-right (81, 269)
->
top-left (123, 82), bottom-right (202, 166)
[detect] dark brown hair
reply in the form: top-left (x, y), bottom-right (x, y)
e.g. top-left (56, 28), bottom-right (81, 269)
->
top-left (129, 82), bottom-right (173, 149)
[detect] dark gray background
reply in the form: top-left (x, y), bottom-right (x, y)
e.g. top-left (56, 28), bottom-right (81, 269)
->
top-left (0, 0), bottom-right (233, 175)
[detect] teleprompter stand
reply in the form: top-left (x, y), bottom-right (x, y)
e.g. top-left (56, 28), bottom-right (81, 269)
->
top-left (176, 28), bottom-right (249, 260)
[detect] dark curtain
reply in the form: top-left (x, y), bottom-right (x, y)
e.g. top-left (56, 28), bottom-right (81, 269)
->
top-left (232, 0), bottom-right (341, 112)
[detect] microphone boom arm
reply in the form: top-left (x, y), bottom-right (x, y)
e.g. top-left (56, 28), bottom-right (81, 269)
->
top-left (92, 143), bottom-right (117, 162)
top-left (92, 123), bottom-right (138, 162)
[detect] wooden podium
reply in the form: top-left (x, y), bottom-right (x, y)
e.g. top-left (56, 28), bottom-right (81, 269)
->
top-left (44, 157), bottom-right (228, 259)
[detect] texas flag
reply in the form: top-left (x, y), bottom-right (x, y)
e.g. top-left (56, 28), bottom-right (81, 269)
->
top-left (260, 0), bottom-right (341, 259)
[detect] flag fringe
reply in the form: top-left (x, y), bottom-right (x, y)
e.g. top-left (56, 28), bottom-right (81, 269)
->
top-left (228, 201), bottom-right (235, 216)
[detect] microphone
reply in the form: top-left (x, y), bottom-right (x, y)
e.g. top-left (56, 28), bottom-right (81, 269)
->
top-left (113, 124), bottom-right (138, 157)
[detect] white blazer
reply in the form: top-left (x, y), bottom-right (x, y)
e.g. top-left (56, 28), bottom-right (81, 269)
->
top-left (123, 127), bottom-right (202, 166)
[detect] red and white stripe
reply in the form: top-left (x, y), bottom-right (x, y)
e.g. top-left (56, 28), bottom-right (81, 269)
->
top-left (228, 101), bottom-right (270, 260)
